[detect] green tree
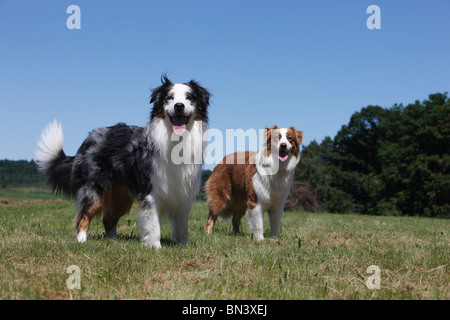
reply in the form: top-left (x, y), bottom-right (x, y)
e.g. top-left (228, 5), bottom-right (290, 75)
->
top-left (292, 92), bottom-right (450, 217)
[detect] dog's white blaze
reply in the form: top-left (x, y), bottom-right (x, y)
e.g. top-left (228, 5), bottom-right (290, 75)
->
top-left (278, 128), bottom-right (292, 150)
top-left (166, 83), bottom-right (196, 116)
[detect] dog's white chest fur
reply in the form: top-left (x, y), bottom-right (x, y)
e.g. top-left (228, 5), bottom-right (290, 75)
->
top-left (253, 153), bottom-right (298, 210)
top-left (148, 119), bottom-right (205, 207)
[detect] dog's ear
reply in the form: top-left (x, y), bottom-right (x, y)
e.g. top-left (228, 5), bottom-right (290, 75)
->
top-left (264, 125), bottom-right (281, 143)
top-left (150, 86), bottom-right (162, 105)
top-left (263, 127), bottom-right (271, 143)
top-left (296, 130), bottom-right (303, 145)
top-left (150, 75), bottom-right (172, 119)
top-left (187, 80), bottom-right (211, 109)
top-left (288, 126), bottom-right (303, 145)
top-left (264, 126), bottom-right (277, 147)
top-left (150, 75), bottom-right (172, 105)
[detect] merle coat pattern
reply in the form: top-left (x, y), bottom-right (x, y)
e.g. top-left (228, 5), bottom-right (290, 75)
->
top-left (36, 76), bottom-right (210, 248)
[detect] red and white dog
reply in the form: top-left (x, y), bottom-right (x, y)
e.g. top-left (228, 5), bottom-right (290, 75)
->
top-left (205, 125), bottom-right (303, 240)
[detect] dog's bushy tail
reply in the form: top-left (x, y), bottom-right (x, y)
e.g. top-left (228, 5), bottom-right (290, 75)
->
top-left (36, 119), bottom-right (74, 196)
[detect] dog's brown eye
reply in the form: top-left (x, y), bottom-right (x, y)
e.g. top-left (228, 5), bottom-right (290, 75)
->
top-left (165, 96), bottom-right (174, 102)
top-left (186, 94), bottom-right (195, 102)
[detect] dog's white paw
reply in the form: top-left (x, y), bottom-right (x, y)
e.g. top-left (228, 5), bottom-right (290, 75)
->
top-left (142, 240), bottom-right (162, 249)
top-left (76, 230), bottom-right (87, 243)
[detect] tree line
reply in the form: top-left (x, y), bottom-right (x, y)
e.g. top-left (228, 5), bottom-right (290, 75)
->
top-left (291, 92), bottom-right (450, 218)
top-left (0, 160), bottom-right (46, 188)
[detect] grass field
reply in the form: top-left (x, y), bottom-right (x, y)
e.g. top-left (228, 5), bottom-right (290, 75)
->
top-left (0, 188), bottom-right (448, 300)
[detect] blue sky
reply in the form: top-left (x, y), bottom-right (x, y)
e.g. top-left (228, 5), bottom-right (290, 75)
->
top-left (1, 0), bottom-right (449, 169)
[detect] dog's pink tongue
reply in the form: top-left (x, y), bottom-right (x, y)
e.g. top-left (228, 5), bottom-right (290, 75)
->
top-left (172, 125), bottom-right (186, 135)
top-left (278, 155), bottom-right (289, 162)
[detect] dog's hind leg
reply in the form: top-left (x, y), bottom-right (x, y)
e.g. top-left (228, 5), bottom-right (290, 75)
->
top-left (205, 209), bottom-right (219, 234)
top-left (232, 212), bottom-right (243, 235)
top-left (72, 188), bottom-right (106, 243)
top-left (103, 187), bottom-right (134, 238)
top-left (73, 196), bottom-right (103, 243)
top-left (205, 172), bottom-right (232, 234)
top-left (231, 201), bottom-right (247, 235)
top-left (102, 214), bottom-right (118, 239)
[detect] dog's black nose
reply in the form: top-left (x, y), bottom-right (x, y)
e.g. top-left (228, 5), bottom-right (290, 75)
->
top-left (174, 103), bottom-right (185, 112)
top-left (280, 143), bottom-right (287, 149)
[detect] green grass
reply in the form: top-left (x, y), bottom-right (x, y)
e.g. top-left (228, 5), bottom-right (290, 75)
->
top-left (0, 188), bottom-right (448, 300)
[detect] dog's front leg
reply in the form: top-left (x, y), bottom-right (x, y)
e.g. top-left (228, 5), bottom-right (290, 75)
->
top-left (268, 204), bottom-right (284, 239)
top-left (171, 206), bottom-right (190, 246)
top-left (246, 204), bottom-right (264, 241)
top-left (137, 195), bottom-right (161, 249)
